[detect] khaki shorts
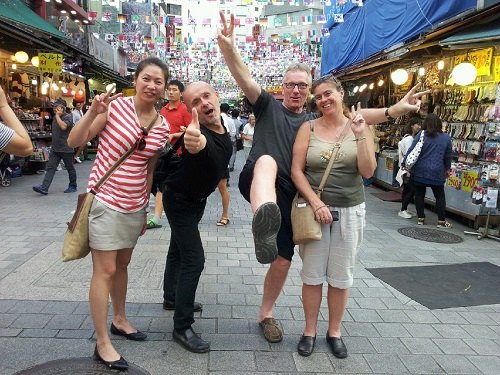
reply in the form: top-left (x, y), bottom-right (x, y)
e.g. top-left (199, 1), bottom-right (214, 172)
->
top-left (88, 199), bottom-right (146, 251)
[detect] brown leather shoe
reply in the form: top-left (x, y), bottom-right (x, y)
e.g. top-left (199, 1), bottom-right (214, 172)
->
top-left (259, 317), bottom-right (283, 343)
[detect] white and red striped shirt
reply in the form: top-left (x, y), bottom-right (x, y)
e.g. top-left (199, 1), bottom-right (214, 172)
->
top-left (87, 96), bottom-right (170, 212)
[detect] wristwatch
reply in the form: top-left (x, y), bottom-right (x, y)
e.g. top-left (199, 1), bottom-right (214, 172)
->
top-left (385, 107), bottom-right (394, 120)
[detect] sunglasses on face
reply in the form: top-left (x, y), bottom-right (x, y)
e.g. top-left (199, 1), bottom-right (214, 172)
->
top-left (137, 127), bottom-right (148, 151)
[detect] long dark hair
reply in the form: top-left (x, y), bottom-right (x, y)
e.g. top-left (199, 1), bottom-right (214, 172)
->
top-left (422, 113), bottom-right (442, 138)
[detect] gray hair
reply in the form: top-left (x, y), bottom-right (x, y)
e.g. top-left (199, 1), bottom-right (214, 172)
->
top-left (283, 63), bottom-right (312, 85)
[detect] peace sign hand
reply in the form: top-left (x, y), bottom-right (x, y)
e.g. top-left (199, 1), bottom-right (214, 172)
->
top-left (217, 11), bottom-right (235, 52)
top-left (89, 83), bottom-right (122, 115)
top-left (350, 103), bottom-right (367, 136)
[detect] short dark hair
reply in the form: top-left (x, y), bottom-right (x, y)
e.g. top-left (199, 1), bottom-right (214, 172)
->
top-left (220, 103), bottom-right (230, 113)
top-left (168, 79), bottom-right (185, 92)
top-left (422, 113), bottom-right (442, 137)
top-left (135, 56), bottom-right (169, 84)
top-left (231, 109), bottom-right (240, 118)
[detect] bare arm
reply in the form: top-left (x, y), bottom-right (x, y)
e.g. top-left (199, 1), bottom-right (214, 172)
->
top-left (67, 85), bottom-right (122, 148)
top-left (217, 12), bottom-right (261, 105)
top-left (291, 122), bottom-right (330, 223)
top-left (350, 105), bottom-right (377, 178)
top-left (0, 87), bottom-right (32, 156)
top-left (359, 83), bottom-right (430, 124)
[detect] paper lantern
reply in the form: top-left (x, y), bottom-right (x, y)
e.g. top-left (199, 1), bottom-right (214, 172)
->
top-left (391, 69), bottom-right (408, 85)
top-left (31, 56), bottom-right (39, 67)
top-left (451, 61), bottom-right (477, 86)
top-left (15, 51), bottom-right (29, 63)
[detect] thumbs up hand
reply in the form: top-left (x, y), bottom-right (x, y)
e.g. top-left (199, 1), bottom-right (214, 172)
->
top-left (184, 108), bottom-right (207, 154)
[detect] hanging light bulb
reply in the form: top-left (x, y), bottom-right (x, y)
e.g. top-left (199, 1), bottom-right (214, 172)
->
top-left (359, 83), bottom-right (367, 92)
top-left (353, 85), bottom-right (359, 93)
top-left (12, 63), bottom-right (17, 70)
top-left (14, 51), bottom-right (29, 63)
top-left (451, 60), bottom-right (477, 86)
top-left (437, 60), bottom-right (444, 70)
top-left (369, 82), bottom-right (374, 90)
top-left (32, 79), bottom-right (37, 85)
top-left (418, 66), bottom-right (425, 76)
top-left (31, 56), bottom-right (39, 67)
top-left (391, 69), bottom-right (409, 85)
top-left (377, 79), bottom-right (384, 87)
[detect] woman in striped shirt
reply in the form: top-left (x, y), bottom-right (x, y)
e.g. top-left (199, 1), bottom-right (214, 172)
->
top-left (68, 57), bottom-right (170, 371)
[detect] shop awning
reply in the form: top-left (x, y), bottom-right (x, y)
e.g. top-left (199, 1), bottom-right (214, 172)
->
top-left (320, 0), bottom-right (476, 75)
top-left (440, 23), bottom-right (500, 48)
top-left (0, 0), bottom-right (67, 39)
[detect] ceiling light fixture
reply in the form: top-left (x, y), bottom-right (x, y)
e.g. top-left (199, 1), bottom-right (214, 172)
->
top-left (391, 68), bottom-right (409, 85)
top-left (14, 51), bottom-right (29, 63)
top-left (451, 59), bottom-right (477, 86)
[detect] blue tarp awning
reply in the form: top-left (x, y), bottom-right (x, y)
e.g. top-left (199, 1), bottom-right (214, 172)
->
top-left (321, 0), bottom-right (476, 75)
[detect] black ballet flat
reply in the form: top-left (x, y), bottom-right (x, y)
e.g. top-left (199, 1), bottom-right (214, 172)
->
top-left (110, 322), bottom-right (147, 341)
top-left (93, 345), bottom-right (129, 371)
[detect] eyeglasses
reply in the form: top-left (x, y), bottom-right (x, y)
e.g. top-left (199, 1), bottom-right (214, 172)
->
top-left (137, 127), bottom-right (148, 151)
top-left (283, 82), bottom-right (309, 90)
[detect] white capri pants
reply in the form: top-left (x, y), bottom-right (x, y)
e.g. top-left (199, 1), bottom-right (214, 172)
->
top-left (298, 203), bottom-right (365, 289)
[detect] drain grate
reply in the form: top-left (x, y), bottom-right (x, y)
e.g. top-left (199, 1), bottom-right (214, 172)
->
top-left (398, 227), bottom-right (464, 244)
top-left (13, 357), bottom-right (150, 375)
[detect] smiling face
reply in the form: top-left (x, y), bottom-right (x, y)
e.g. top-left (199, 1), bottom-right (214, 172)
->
top-left (134, 63), bottom-right (168, 104)
top-left (184, 82), bottom-right (221, 127)
top-left (282, 69), bottom-right (310, 114)
top-left (312, 81), bottom-right (344, 117)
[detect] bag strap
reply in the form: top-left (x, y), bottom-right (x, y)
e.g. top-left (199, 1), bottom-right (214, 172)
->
top-left (317, 119), bottom-right (352, 196)
top-left (91, 112), bottom-right (159, 194)
top-left (171, 132), bottom-right (185, 152)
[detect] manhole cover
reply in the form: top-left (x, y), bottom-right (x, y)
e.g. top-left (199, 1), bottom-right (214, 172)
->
top-left (13, 357), bottom-right (150, 374)
top-left (398, 227), bottom-right (464, 243)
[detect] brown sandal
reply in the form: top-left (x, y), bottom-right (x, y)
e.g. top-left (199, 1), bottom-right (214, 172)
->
top-left (259, 317), bottom-right (283, 343)
top-left (216, 218), bottom-right (230, 226)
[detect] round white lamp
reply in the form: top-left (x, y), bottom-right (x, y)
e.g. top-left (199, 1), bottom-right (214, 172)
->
top-left (15, 51), bottom-right (29, 63)
top-left (451, 61), bottom-right (477, 86)
top-left (31, 56), bottom-right (39, 67)
top-left (391, 69), bottom-right (408, 85)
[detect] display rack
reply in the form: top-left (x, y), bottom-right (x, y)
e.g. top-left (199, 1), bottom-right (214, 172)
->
top-left (464, 183), bottom-right (500, 241)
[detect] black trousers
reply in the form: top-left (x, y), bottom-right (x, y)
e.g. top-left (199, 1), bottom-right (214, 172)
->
top-left (400, 179), bottom-right (415, 211)
top-left (162, 190), bottom-right (206, 330)
top-left (413, 181), bottom-right (446, 221)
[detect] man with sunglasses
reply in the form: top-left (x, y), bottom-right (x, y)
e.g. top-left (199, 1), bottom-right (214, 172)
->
top-left (218, 11), bottom-right (430, 344)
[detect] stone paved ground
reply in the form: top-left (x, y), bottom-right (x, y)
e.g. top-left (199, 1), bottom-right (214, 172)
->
top-left (0, 152), bottom-right (499, 375)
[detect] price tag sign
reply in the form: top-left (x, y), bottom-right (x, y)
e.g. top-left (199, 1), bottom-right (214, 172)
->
top-left (461, 170), bottom-right (479, 192)
top-left (447, 176), bottom-right (461, 190)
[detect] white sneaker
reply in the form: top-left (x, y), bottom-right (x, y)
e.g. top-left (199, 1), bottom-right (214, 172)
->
top-left (398, 210), bottom-right (412, 219)
top-left (74, 156), bottom-right (82, 164)
top-left (406, 210), bottom-right (416, 217)
top-left (56, 165), bottom-right (62, 171)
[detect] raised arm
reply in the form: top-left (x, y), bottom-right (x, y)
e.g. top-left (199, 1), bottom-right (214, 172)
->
top-left (67, 85), bottom-right (122, 148)
top-left (359, 83), bottom-right (430, 124)
top-left (217, 12), bottom-right (261, 105)
top-left (0, 87), bottom-right (32, 156)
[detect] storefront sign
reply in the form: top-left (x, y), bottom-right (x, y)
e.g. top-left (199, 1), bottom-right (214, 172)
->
top-left (454, 48), bottom-right (493, 76)
top-left (461, 170), bottom-right (479, 192)
top-left (38, 53), bottom-right (63, 73)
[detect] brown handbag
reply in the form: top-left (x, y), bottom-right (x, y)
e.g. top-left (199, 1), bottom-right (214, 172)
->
top-left (291, 120), bottom-right (351, 245)
top-left (62, 114), bottom-right (158, 262)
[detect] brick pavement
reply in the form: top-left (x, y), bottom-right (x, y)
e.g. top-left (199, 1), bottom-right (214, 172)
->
top-left (0, 152), bottom-right (499, 374)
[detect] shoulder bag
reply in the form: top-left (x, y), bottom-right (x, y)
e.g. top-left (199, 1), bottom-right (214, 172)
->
top-left (404, 130), bottom-right (424, 170)
top-left (62, 113), bottom-right (158, 262)
top-left (152, 133), bottom-right (184, 192)
top-left (291, 120), bottom-right (351, 245)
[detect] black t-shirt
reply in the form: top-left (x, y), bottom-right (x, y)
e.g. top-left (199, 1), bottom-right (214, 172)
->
top-left (165, 125), bottom-right (232, 200)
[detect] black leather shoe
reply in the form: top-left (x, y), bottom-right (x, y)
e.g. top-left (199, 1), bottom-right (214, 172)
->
top-left (297, 334), bottom-right (316, 357)
top-left (326, 335), bottom-right (348, 358)
top-left (163, 300), bottom-right (203, 312)
top-left (110, 322), bottom-right (147, 341)
top-left (93, 345), bottom-right (128, 371)
top-left (172, 327), bottom-right (210, 353)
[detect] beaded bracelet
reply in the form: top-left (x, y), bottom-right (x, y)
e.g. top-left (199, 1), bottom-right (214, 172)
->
top-left (355, 137), bottom-right (366, 142)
